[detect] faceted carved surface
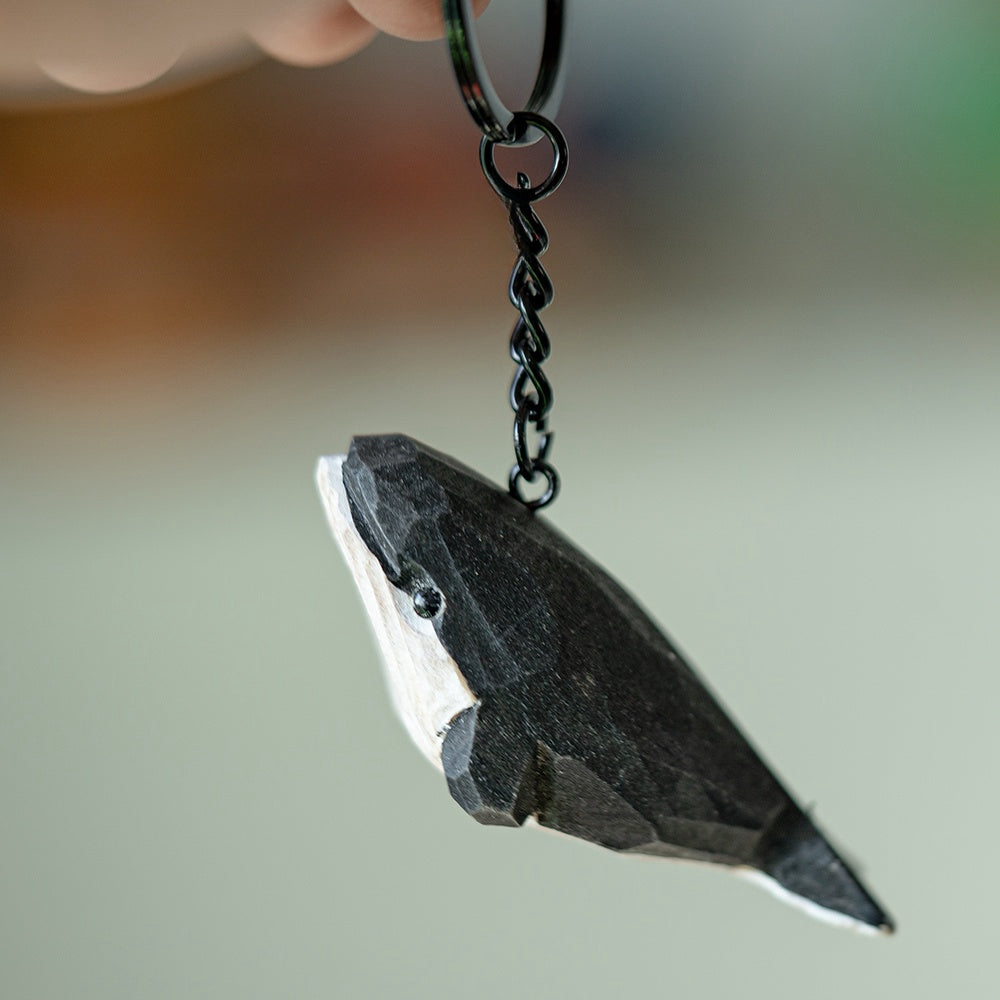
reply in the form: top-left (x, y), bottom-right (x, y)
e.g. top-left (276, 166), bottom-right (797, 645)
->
top-left (333, 433), bottom-right (893, 933)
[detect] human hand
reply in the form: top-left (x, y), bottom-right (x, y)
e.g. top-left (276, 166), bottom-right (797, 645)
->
top-left (251, 0), bottom-right (491, 68)
top-left (0, 0), bottom-right (490, 95)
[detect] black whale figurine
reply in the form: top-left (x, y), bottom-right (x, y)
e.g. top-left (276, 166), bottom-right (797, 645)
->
top-left (317, 433), bottom-right (893, 934)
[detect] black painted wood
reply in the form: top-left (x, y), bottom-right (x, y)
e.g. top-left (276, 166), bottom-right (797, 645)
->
top-left (342, 433), bottom-right (893, 932)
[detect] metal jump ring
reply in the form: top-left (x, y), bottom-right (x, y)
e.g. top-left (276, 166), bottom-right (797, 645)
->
top-left (481, 111), bottom-right (568, 201)
top-left (509, 459), bottom-right (560, 510)
top-left (444, 0), bottom-right (568, 146)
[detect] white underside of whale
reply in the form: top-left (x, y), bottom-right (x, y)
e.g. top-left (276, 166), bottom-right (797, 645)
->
top-left (737, 868), bottom-right (885, 935)
top-left (317, 455), bottom-right (477, 770)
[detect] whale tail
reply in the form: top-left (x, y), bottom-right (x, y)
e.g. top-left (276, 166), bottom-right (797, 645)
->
top-left (749, 807), bottom-right (894, 934)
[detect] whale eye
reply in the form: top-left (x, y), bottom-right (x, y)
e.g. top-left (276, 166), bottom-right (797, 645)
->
top-left (412, 587), bottom-right (443, 619)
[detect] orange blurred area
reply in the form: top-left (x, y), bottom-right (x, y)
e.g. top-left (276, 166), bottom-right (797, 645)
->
top-left (0, 49), bottom-right (505, 383)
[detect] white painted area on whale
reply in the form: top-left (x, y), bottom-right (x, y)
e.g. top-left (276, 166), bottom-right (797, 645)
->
top-left (316, 455), bottom-right (478, 770)
top-left (738, 868), bottom-right (886, 935)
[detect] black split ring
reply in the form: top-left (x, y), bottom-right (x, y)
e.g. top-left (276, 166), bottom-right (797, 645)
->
top-left (444, 0), bottom-right (568, 146)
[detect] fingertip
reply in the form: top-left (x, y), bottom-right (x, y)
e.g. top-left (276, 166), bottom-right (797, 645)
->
top-left (36, 45), bottom-right (182, 94)
top-left (249, 2), bottom-right (379, 68)
top-left (347, 0), bottom-right (490, 43)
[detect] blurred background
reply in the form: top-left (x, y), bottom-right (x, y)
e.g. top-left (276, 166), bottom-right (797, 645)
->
top-left (2, 2), bottom-right (998, 997)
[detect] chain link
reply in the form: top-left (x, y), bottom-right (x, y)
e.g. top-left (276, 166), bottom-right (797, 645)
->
top-left (480, 111), bottom-right (568, 512)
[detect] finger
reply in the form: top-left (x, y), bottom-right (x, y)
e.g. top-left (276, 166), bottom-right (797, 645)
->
top-left (249, 1), bottom-right (379, 67)
top-left (37, 46), bottom-right (182, 93)
top-left (346, 0), bottom-right (490, 43)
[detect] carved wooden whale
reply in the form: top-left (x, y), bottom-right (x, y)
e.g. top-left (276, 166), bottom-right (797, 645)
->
top-left (317, 433), bottom-right (893, 934)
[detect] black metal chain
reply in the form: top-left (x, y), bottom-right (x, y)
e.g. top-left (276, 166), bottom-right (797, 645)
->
top-left (480, 111), bottom-right (568, 511)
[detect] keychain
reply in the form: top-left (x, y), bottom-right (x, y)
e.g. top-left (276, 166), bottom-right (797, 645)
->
top-left (317, 0), bottom-right (893, 934)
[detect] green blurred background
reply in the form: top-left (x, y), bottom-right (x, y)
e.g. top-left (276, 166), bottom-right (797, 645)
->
top-left (2, 2), bottom-right (999, 997)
